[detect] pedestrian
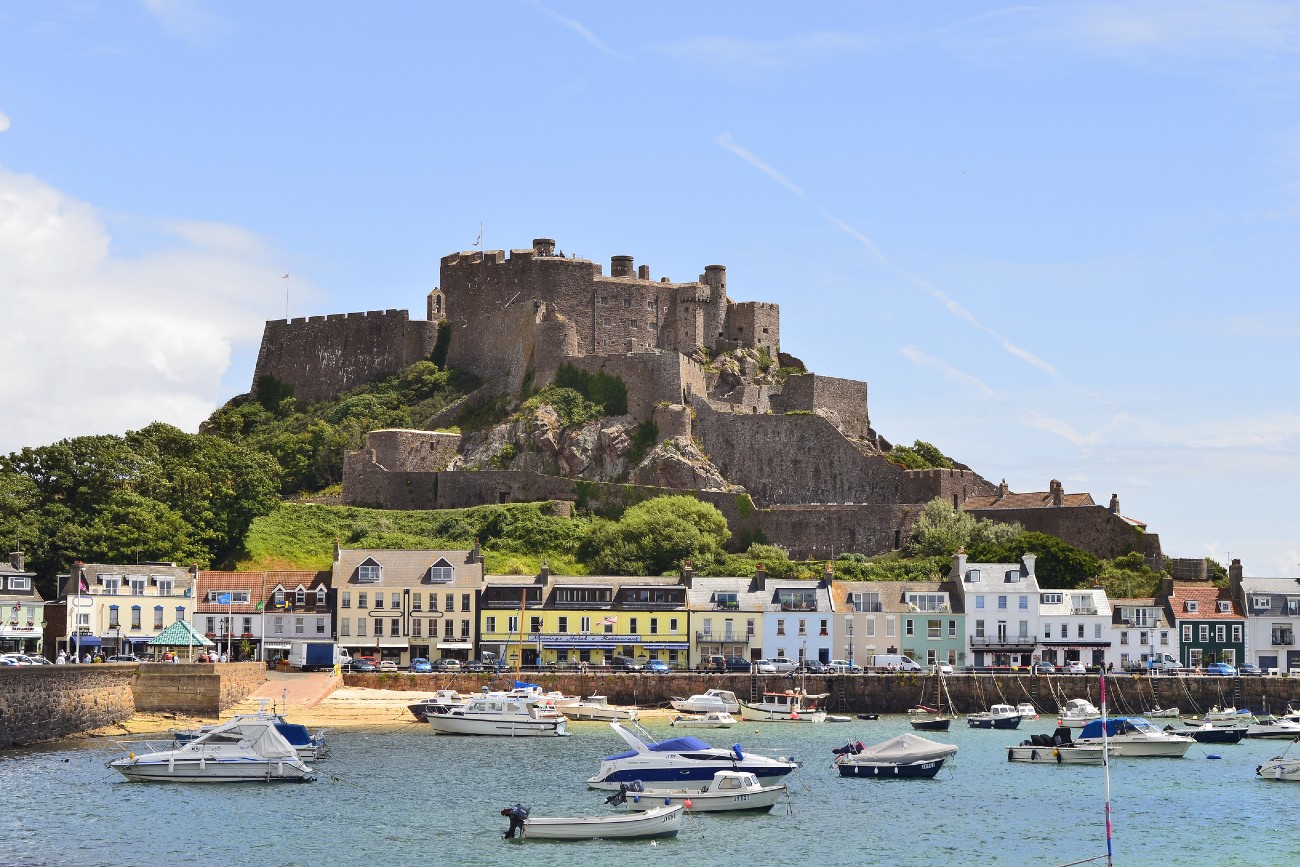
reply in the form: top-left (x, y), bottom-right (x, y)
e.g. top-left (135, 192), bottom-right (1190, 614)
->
top-left (82, 652), bottom-right (91, 663)
top-left (55, 651), bottom-right (67, 664)
top-left (219, 651), bottom-right (228, 663)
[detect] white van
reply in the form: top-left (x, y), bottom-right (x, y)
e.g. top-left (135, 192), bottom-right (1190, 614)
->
top-left (870, 654), bottom-right (922, 672)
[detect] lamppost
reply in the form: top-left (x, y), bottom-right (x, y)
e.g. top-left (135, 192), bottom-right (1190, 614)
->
top-left (1148, 614), bottom-right (1161, 673)
top-left (845, 614), bottom-right (854, 671)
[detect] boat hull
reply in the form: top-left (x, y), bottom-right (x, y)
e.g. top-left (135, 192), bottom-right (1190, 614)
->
top-left (562, 707), bottom-right (638, 722)
top-left (522, 804), bottom-right (682, 840)
top-left (968, 716), bottom-right (1021, 730)
top-left (1183, 727), bottom-right (1245, 744)
top-left (622, 785), bottom-right (784, 813)
top-left (1006, 745), bottom-right (1108, 764)
top-left (909, 717), bottom-right (951, 732)
top-left (588, 761), bottom-right (794, 790)
top-left (739, 703), bottom-right (827, 723)
top-left (1078, 738), bottom-right (1192, 757)
top-left (427, 716), bottom-right (568, 737)
top-left (1256, 759), bottom-right (1300, 782)
top-left (670, 713), bottom-right (734, 728)
top-left (836, 757), bottom-right (948, 779)
top-left (110, 757), bottom-right (314, 783)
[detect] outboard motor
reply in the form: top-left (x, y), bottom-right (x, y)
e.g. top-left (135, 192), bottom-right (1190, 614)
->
top-left (500, 804), bottom-right (530, 839)
top-left (832, 742), bottom-right (856, 755)
top-left (604, 780), bottom-right (644, 806)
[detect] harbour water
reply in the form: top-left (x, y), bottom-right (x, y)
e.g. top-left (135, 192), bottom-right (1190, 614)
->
top-left (3, 715), bottom-right (1295, 866)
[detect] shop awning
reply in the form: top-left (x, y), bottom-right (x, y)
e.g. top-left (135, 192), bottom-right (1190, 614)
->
top-left (641, 643), bottom-right (689, 650)
top-left (71, 636), bottom-right (101, 647)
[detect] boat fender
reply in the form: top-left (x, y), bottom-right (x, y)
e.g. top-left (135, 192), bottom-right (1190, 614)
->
top-left (1207, 754), bottom-right (1221, 760)
top-left (684, 799), bottom-right (693, 809)
top-left (1053, 749), bottom-right (1061, 764)
top-left (791, 711), bottom-right (799, 720)
top-left (1030, 749), bottom-right (1038, 761)
top-left (732, 744), bottom-right (745, 761)
top-left (664, 796), bottom-right (672, 805)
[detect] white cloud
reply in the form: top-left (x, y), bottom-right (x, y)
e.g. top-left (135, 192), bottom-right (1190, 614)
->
top-left (900, 345), bottom-right (999, 398)
top-left (0, 166), bottom-right (294, 454)
top-left (0, 110), bottom-right (9, 133)
top-left (526, 0), bottom-right (631, 61)
top-left (656, 31), bottom-right (874, 71)
top-left (142, 0), bottom-right (229, 44)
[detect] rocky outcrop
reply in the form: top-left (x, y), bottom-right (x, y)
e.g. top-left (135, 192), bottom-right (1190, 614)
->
top-left (630, 436), bottom-right (741, 492)
top-left (452, 407), bottom-right (641, 483)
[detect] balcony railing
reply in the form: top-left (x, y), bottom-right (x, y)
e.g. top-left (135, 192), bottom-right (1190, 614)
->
top-left (780, 602), bottom-right (819, 612)
top-left (696, 631), bottom-right (750, 645)
top-left (1272, 635), bottom-right (1294, 646)
top-left (971, 635), bottom-right (1037, 649)
top-left (1071, 607), bottom-right (1098, 616)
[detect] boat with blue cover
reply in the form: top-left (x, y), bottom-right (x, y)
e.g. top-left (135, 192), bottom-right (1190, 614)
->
top-left (586, 721), bottom-right (799, 790)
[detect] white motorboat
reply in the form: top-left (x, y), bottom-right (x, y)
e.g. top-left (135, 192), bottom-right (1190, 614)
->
top-left (501, 802), bottom-right (682, 840)
top-left (407, 690), bottom-right (467, 721)
top-left (669, 689), bottom-right (740, 714)
top-left (1243, 717), bottom-right (1300, 739)
top-left (587, 721), bottom-right (799, 790)
top-left (1057, 698), bottom-right (1102, 728)
top-left (171, 700), bottom-right (328, 762)
top-left (109, 717), bottom-right (315, 782)
top-left (1256, 756), bottom-right (1300, 782)
top-left (1016, 703), bottom-right (1039, 720)
top-left (670, 711), bottom-right (735, 729)
top-left (833, 733), bottom-right (958, 778)
top-left (1007, 726), bottom-right (1113, 765)
top-left (426, 693), bottom-right (569, 737)
top-left (967, 704), bottom-right (1021, 730)
top-left (739, 688), bottom-right (828, 723)
top-left (1075, 717), bottom-right (1194, 757)
top-left (560, 695), bottom-right (638, 722)
top-left (1191, 706), bottom-right (1255, 727)
top-left (1144, 706), bottom-right (1180, 719)
top-left (607, 770), bottom-right (787, 813)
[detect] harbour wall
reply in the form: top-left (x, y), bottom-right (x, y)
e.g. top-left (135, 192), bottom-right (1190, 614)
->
top-left (0, 663), bottom-right (266, 749)
top-left (345, 672), bottom-right (1300, 716)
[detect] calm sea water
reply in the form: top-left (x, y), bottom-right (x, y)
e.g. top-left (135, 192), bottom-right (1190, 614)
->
top-left (2, 714), bottom-right (1295, 867)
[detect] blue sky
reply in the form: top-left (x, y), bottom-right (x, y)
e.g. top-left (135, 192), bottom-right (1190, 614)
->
top-left (2, 1), bottom-right (1298, 576)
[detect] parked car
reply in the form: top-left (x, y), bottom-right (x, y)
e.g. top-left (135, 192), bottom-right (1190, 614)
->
top-left (408, 657), bottom-right (433, 673)
top-left (927, 662), bottom-right (954, 675)
top-left (377, 660), bottom-right (399, 672)
top-left (724, 656), bottom-right (752, 672)
top-left (1204, 662), bottom-right (1237, 676)
top-left (1151, 659), bottom-right (1184, 674)
top-left (825, 659), bottom-right (856, 674)
top-left (431, 658), bottom-right (462, 672)
top-left (610, 656), bottom-right (643, 671)
top-left (802, 659), bottom-right (828, 674)
top-left (345, 658), bottom-right (378, 672)
top-left (768, 656), bottom-right (799, 673)
top-left (106, 654), bottom-right (140, 663)
top-left (1032, 662), bottom-right (1057, 674)
top-left (753, 658), bottom-right (777, 674)
top-left (646, 660), bottom-right (670, 674)
top-left (1063, 661), bottom-right (1087, 674)
top-left (1, 654), bottom-right (35, 665)
top-left (1237, 662), bottom-right (1264, 676)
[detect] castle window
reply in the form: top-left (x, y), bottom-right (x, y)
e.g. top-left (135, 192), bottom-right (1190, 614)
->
top-left (629, 320), bottom-right (638, 330)
top-left (646, 300), bottom-right (655, 310)
top-left (649, 322), bottom-right (657, 331)
top-left (623, 298), bottom-right (631, 308)
top-left (762, 328), bottom-right (769, 334)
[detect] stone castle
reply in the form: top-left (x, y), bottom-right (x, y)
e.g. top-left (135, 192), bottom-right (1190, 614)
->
top-left (252, 237), bottom-right (1161, 562)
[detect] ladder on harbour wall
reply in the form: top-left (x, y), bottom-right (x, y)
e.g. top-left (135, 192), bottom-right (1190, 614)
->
top-left (750, 672), bottom-right (760, 705)
top-left (1232, 676), bottom-right (1243, 709)
top-left (833, 678), bottom-right (851, 713)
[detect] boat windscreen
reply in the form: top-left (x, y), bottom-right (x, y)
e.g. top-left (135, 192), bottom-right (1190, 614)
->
top-left (650, 736), bottom-right (713, 752)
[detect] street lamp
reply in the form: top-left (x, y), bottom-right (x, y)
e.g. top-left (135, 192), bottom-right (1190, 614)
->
top-left (1148, 614), bottom-right (1161, 673)
top-left (845, 614), bottom-right (854, 670)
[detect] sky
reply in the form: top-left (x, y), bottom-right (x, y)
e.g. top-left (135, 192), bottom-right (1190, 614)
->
top-left (2, 1), bottom-right (1299, 577)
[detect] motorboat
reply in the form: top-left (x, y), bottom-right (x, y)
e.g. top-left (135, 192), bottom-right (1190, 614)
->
top-left (669, 689), bottom-right (740, 714)
top-left (586, 722), bottom-right (799, 790)
top-left (1243, 716), bottom-right (1300, 739)
top-left (501, 802), bottom-right (682, 840)
top-left (560, 695), bottom-right (639, 722)
top-left (1016, 703), bottom-right (1039, 720)
top-left (607, 770), bottom-right (787, 813)
top-left (1057, 698), bottom-right (1102, 728)
top-left (1191, 706), bottom-right (1255, 727)
top-left (670, 711), bottom-right (735, 729)
top-left (1007, 727), bottom-right (1112, 764)
top-left (407, 690), bottom-right (467, 721)
top-left (739, 688), bottom-right (828, 723)
top-left (1256, 756), bottom-right (1300, 782)
top-left (426, 693), bottom-right (569, 737)
top-left (1075, 717), bottom-right (1195, 757)
top-left (109, 717), bottom-right (315, 782)
top-left (833, 733), bottom-right (958, 779)
top-left (171, 699), bottom-right (328, 762)
top-left (1176, 723), bottom-right (1244, 745)
top-left (1144, 706), bottom-right (1180, 719)
top-left (967, 704), bottom-right (1022, 730)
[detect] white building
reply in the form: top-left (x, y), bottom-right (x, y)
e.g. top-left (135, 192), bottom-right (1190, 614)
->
top-left (1232, 559), bottom-right (1300, 674)
top-left (760, 566), bottom-right (835, 666)
top-left (1038, 587), bottom-right (1112, 669)
top-left (950, 550), bottom-right (1041, 669)
top-left (1108, 597), bottom-right (1176, 671)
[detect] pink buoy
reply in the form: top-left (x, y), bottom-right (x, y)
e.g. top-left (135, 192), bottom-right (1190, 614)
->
top-left (684, 799), bottom-right (693, 809)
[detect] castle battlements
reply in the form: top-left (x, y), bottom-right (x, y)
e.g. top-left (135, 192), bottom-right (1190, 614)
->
top-left (269, 309), bottom-right (411, 327)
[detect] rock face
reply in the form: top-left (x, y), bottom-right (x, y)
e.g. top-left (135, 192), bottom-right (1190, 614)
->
top-left (452, 407), bottom-right (641, 484)
top-left (630, 437), bottom-right (740, 492)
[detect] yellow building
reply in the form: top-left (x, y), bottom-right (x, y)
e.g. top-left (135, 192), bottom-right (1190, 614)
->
top-left (480, 567), bottom-right (690, 670)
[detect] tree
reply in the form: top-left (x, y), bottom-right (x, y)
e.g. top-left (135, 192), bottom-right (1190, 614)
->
top-left (579, 496), bottom-right (730, 575)
top-left (907, 498), bottom-right (1022, 557)
top-left (968, 531), bottom-right (1102, 589)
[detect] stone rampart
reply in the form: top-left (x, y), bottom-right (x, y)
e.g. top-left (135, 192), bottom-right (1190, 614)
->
top-left (902, 468), bottom-right (999, 509)
top-left (966, 504), bottom-right (1162, 560)
top-left (253, 310), bottom-right (438, 404)
top-left (563, 352), bottom-right (709, 422)
top-left (769, 373), bottom-right (870, 440)
top-left (0, 666), bottom-right (135, 748)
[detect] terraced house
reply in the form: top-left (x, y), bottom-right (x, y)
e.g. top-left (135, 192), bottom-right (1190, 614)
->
top-left (950, 550), bottom-right (1041, 669)
top-left (1230, 559), bottom-right (1300, 675)
top-left (57, 561), bottom-right (197, 659)
top-left (835, 579), bottom-right (965, 670)
top-left (480, 565), bottom-right (690, 669)
top-left (1164, 578), bottom-right (1245, 669)
top-left (686, 564), bottom-right (765, 668)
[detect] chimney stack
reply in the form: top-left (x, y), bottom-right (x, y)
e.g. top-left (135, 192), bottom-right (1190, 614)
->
top-left (333, 537), bottom-right (341, 563)
top-left (8, 551), bottom-right (24, 572)
top-left (754, 563), bottom-right (767, 591)
top-left (952, 548), bottom-right (968, 581)
top-left (682, 559), bottom-right (694, 588)
top-left (1022, 553), bottom-right (1037, 577)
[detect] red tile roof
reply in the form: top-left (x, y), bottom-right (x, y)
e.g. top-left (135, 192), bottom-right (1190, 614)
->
top-left (1166, 582), bottom-right (1244, 620)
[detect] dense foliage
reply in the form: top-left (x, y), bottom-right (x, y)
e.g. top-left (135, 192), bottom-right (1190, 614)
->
top-left (906, 497), bottom-right (1023, 557)
top-left (967, 532), bottom-right (1103, 589)
top-left (885, 440), bottom-right (957, 470)
top-left (578, 496), bottom-right (731, 576)
top-left (0, 423), bottom-right (281, 596)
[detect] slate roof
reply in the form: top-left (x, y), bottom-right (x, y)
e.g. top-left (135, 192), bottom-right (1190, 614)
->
top-left (1239, 577), bottom-right (1300, 617)
top-left (832, 580), bottom-right (964, 614)
top-left (963, 491), bottom-right (1096, 510)
top-left (334, 549), bottom-right (480, 586)
top-left (1038, 587), bottom-right (1111, 618)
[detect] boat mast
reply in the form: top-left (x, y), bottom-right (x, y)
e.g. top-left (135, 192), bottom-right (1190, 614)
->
top-left (1100, 669), bottom-right (1114, 866)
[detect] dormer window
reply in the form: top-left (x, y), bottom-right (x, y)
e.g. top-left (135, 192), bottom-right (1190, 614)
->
top-left (1252, 596), bottom-right (1270, 610)
top-left (965, 569), bottom-right (981, 583)
top-left (1040, 593), bottom-right (1062, 605)
top-left (426, 558), bottom-right (454, 583)
top-left (100, 575), bottom-right (122, 595)
top-left (1185, 600), bottom-right (1198, 613)
top-left (357, 560), bottom-right (381, 583)
top-left (154, 577), bottom-right (174, 596)
top-left (296, 587), bottom-right (306, 606)
top-left (1217, 601), bottom-right (1231, 613)
top-left (8, 576), bottom-right (30, 591)
top-left (1004, 570), bottom-right (1021, 583)
top-left (316, 586), bottom-right (327, 605)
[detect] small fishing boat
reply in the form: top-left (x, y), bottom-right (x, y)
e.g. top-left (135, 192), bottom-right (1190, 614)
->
top-left (109, 717), bottom-right (315, 783)
top-left (1075, 717), bottom-right (1195, 757)
top-left (501, 803), bottom-right (682, 840)
top-left (857, 713), bottom-right (880, 721)
top-left (426, 693), bottom-right (569, 737)
top-left (833, 732), bottom-right (958, 779)
top-left (968, 704), bottom-right (1022, 730)
top-left (587, 722), bottom-right (799, 790)
top-left (560, 695), bottom-right (639, 722)
top-left (1058, 698), bottom-right (1102, 728)
top-left (909, 663), bottom-right (955, 731)
top-left (1176, 723), bottom-right (1244, 745)
top-left (1016, 703), bottom-right (1039, 720)
top-left (1144, 706), bottom-right (1180, 719)
top-left (1256, 739), bottom-right (1300, 782)
top-left (739, 688), bottom-right (828, 723)
top-left (606, 770), bottom-right (787, 813)
top-left (1191, 706), bottom-right (1255, 727)
top-left (1007, 727), bottom-right (1112, 764)
top-left (669, 689), bottom-right (740, 714)
top-left (670, 711), bottom-right (735, 728)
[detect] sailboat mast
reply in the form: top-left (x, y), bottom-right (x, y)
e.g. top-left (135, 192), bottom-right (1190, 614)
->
top-left (1100, 670), bottom-right (1114, 866)
top-left (515, 587), bottom-right (527, 678)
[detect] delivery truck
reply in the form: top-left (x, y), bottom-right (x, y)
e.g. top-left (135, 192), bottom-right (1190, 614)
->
top-left (288, 641), bottom-right (350, 671)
